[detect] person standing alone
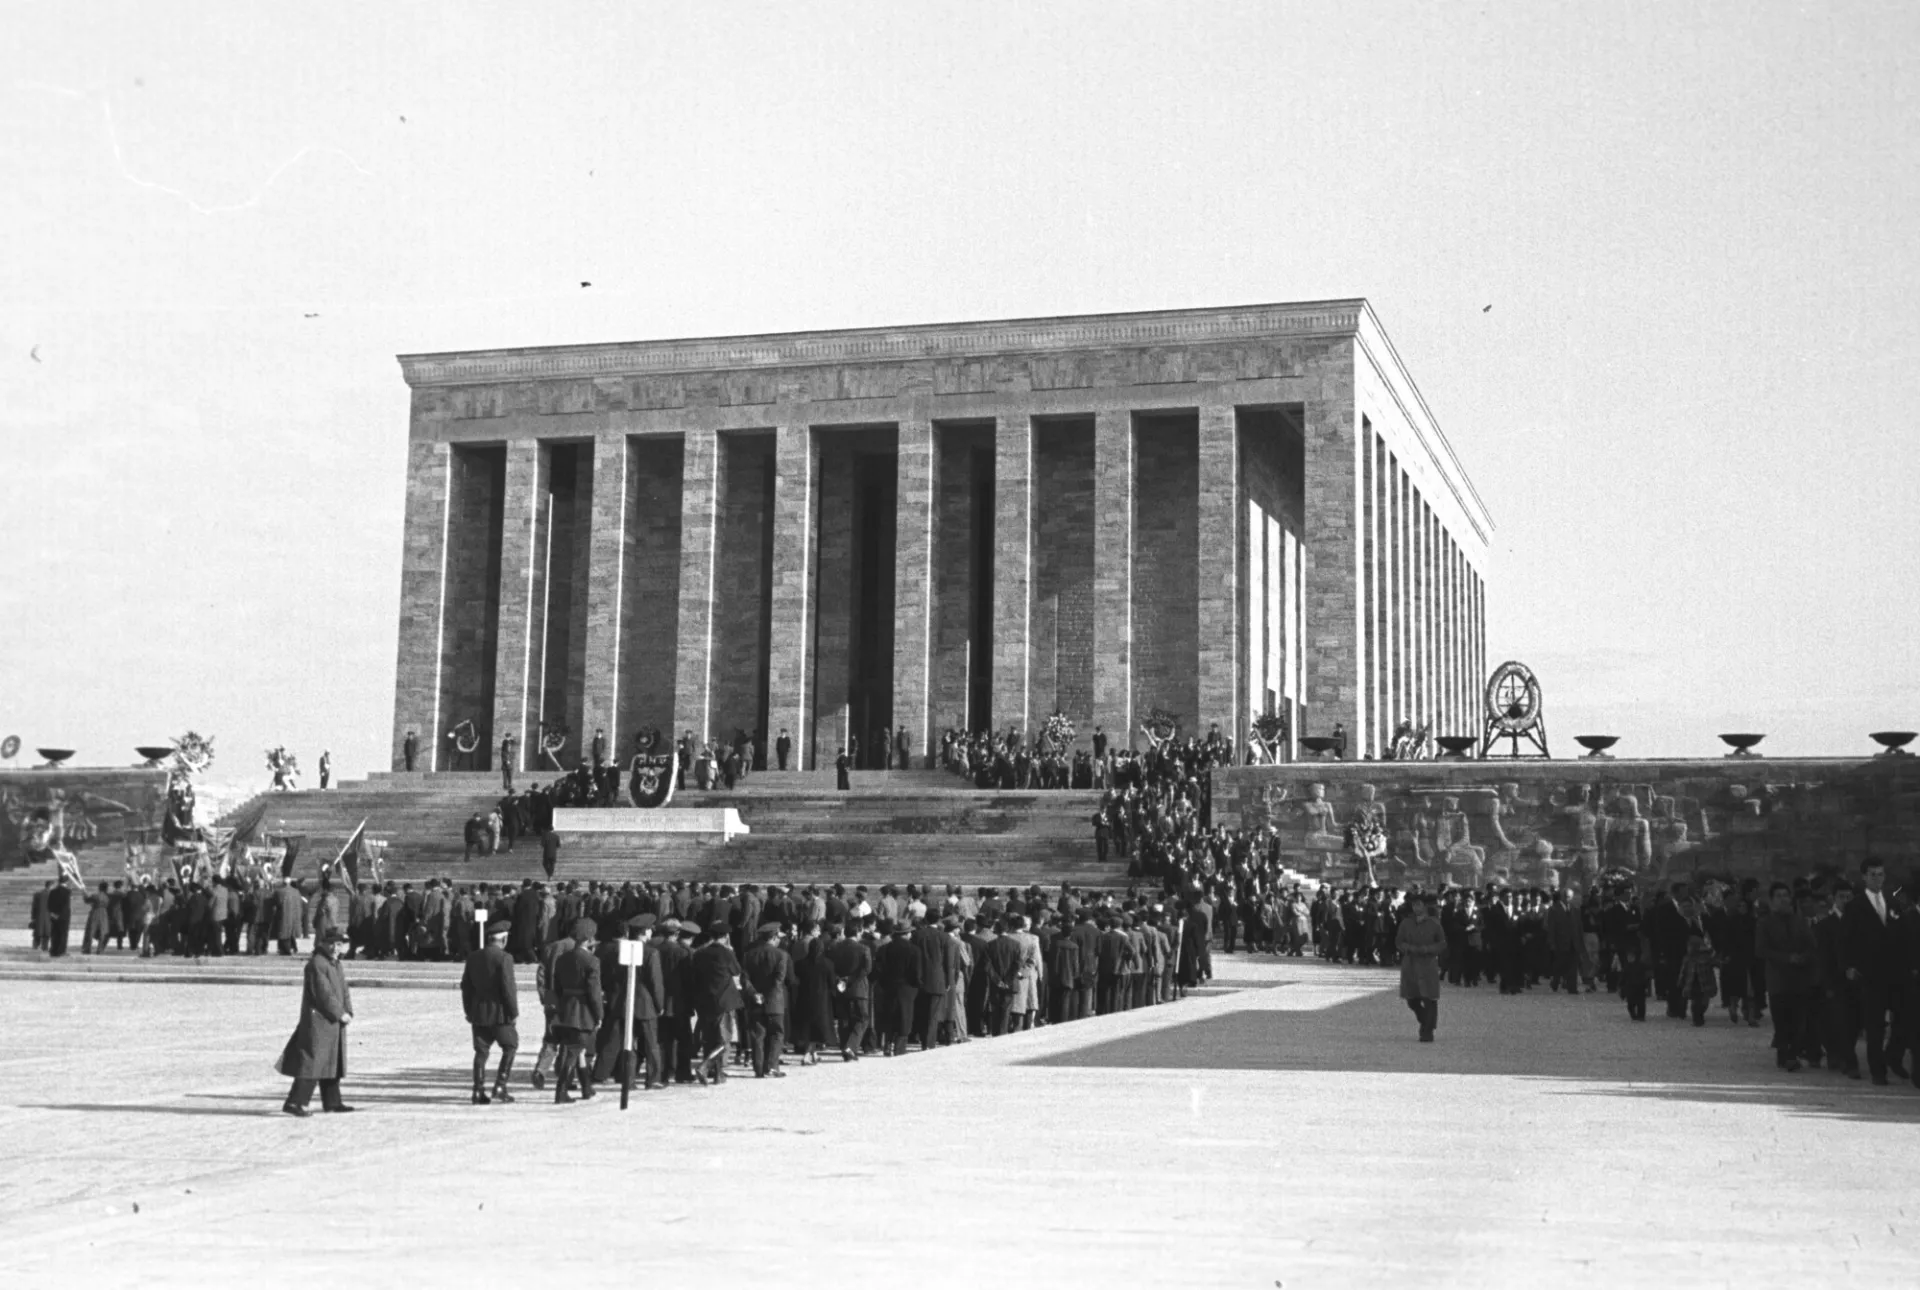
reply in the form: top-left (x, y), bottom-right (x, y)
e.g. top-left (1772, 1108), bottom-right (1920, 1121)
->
top-left (277, 927), bottom-right (354, 1116)
top-left (1396, 892), bottom-right (1445, 1041)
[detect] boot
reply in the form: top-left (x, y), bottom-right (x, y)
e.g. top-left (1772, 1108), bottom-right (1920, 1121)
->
top-left (553, 1048), bottom-right (576, 1104)
top-left (493, 1051), bottom-right (517, 1102)
top-left (471, 1054), bottom-right (491, 1104)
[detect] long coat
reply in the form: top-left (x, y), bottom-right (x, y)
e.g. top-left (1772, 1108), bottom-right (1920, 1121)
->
top-left (277, 952), bottom-right (351, 1079)
top-left (270, 884), bottom-right (305, 940)
top-left (1396, 914), bottom-right (1445, 1001)
top-left (790, 938), bottom-right (838, 1048)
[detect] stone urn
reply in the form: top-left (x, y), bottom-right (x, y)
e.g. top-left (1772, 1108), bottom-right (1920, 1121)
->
top-left (1719, 733), bottom-right (1765, 758)
top-left (1869, 731), bottom-right (1916, 757)
top-left (35, 748), bottom-right (75, 769)
top-left (1574, 735), bottom-right (1619, 760)
top-left (1298, 735), bottom-right (1338, 759)
top-left (135, 745), bottom-right (174, 767)
top-left (1435, 735), bottom-right (1477, 760)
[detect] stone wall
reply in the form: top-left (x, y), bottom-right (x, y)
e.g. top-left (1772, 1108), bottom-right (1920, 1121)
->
top-left (616, 436), bottom-right (684, 748)
top-left (1212, 757), bottom-right (1920, 890)
top-left (1, 768), bottom-right (171, 871)
top-left (438, 444), bottom-right (505, 770)
top-left (1131, 416), bottom-right (1198, 734)
top-left (811, 436), bottom-right (856, 763)
top-left (709, 433), bottom-right (775, 750)
top-left (1030, 418), bottom-right (1095, 731)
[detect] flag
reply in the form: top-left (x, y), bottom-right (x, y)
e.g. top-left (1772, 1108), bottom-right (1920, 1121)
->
top-left (335, 819), bottom-right (368, 887)
top-left (279, 833), bottom-right (304, 879)
top-left (224, 798), bottom-right (270, 874)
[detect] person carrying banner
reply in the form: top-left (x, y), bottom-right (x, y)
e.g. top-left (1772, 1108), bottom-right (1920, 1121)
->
top-left (277, 926), bottom-right (354, 1117)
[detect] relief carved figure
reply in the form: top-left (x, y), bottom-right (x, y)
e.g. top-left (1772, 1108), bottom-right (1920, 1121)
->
top-left (1435, 795), bottom-right (1486, 888)
top-left (1600, 794), bottom-right (1653, 875)
top-left (1649, 795), bottom-right (1696, 878)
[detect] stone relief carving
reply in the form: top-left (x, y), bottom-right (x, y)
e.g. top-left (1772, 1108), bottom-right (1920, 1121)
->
top-left (1217, 760), bottom-right (1920, 889)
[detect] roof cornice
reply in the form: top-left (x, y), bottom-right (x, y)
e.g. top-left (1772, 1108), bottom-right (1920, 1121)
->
top-left (396, 300), bottom-right (1367, 387)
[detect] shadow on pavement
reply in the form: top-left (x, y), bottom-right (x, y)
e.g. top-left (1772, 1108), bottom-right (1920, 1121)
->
top-left (31, 1103), bottom-right (277, 1118)
top-left (1022, 987), bottom-right (1920, 1125)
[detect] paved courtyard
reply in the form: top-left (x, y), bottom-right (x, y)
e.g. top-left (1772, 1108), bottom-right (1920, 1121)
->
top-left (2, 943), bottom-right (1916, 1288)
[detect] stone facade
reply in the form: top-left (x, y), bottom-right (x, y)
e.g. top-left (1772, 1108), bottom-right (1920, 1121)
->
top-left (392, 301), bottom-right (1492, 767)
top-left (1214, 757), bottom-right (1920, 891)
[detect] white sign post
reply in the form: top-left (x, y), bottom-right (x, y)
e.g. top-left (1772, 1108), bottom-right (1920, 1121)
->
top-left (615, 937), bottom-right (642, 1109)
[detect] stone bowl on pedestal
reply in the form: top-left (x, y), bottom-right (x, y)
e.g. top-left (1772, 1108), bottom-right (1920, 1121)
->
top-left (1575, 735), bottom-right (1619, 760)
top-left (1298, 736), bottom-right (1338, 759)
top-left (135, 745), bottom-right (175, 767)
top-left (1435, 736), bottom-right (1477, 760)
top-left (1869, 731), bottom-right (1916, 757)
top-left (35, 748), bottom-right (75, 769)
top-left (1719, 733), bottom-right (1765, 758)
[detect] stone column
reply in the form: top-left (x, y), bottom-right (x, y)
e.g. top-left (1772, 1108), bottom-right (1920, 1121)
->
top-left (990, 412), bottom-right (1032, 737)
top-left (1301, 343), bottom-right (1364, 743)
top-left (893, 417), bottom-right (938, 767)
top-left (1091, 409), bottom-right (1134, 749)
top-left (1196, 404), bottom-right (1241, 743)
top-left (391, 439), bottom-right (452, 770)
top-left (489, 439), bottom-right (543, 774)
top-left (766, 424), bottom-right (816, 769)
top-left (672, 428), bottom-right (724, 747)
top-left (579, 433), bottom-right (627, 757)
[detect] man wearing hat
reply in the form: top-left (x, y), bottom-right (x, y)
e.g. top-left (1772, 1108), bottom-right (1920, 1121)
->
top-left (688, 922), bottom-right (745, 1083)
top-left (593, 914), bottom-right (665, 1089)
top-left (740, 923), bottom-right (792, 1077)
top-left (460, 916), bottom-right (520, 1104)
top-left (656, 919), bottom-right (696, 1083)
top-left (277, 926), bottom-right (354, 1117)
top-left (549, 918), bottom-right (603, 1102)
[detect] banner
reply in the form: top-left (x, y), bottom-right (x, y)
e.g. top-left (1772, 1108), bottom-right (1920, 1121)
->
top-left (335, 819), bottom-right (368, 887)
top-left (279, 833), bottom-right (305, 879)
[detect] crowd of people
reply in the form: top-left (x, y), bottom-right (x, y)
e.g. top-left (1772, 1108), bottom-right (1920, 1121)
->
top-left (269, 876), bottom-right (1220, 1111)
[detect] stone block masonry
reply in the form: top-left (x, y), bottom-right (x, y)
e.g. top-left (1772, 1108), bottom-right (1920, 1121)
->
top-left (394, 301), bottom-right (1491, 768)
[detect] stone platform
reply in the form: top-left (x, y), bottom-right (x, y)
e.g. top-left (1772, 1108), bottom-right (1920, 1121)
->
top-left (3, 942), bottom-right (1917, 1285)
top-left (552, 806), bottom-right (750, 842)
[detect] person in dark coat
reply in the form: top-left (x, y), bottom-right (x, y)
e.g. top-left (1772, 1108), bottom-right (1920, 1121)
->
top-left (30, 881), bottom-right (50, 950)
top-left (740, 925), bottom-right (792, 1077)
top-left (979, 926), bottom-right (1023, 1035)
top-left (790, 927), bottom-right (840, 1064)
top-left (269, 877), bottom-right (304, 956)
top-left (460, 919), bottom-right (520, 1103)
top-left (46, 877), bottom-right (73, 957)
top-left (657, 919), bottom-right (696, 1083)
top-left (823, 923), bottom-right (871, 1060)
top-left (1045, 922), bottom-right (1083, 1025)
top-left (835, 747), bottom-right (851, 792)
top-left (908, 917), bottom-right (951, 1050)
top-left (1397, 893), bottom-right (1446, 1041)
top-left (510, 881), bottom-right (543, 964)
top-left (1840, 859), bottom-right (1904, 1085)
top-left (872, 924), bottom-right (917, 1056)
top-left (593, 915), bottom-right (665, 1089)
top-left (549, 918), bottom-right (603, 1103)
top-left (278, 927), bottom-right (354, 1115)
top-left (688, 922), bottom-right (744, 1084)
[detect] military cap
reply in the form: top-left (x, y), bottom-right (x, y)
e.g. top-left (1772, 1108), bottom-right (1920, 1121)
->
top-left (626, 913), bottom-right (656, 933)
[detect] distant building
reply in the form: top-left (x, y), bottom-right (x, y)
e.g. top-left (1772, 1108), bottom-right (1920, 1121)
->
top-left (391, 300), bottom-right (1491, 770)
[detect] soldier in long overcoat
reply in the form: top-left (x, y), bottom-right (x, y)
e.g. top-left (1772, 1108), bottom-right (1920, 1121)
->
top-left (278, 927), bottom-right (354, 1115)
top-left (1396, 892), bottom-right (1446, 1041)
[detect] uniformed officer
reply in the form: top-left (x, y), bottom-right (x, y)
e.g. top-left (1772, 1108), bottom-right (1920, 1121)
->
top-left (460, 918), bottom-right (519, 1104)
top-left (550, 918), bottom-right (603, 1103)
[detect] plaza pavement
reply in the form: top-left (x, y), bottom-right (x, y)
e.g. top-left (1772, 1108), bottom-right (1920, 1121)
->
top-left (2, 938), bottom-right (1917, 1288)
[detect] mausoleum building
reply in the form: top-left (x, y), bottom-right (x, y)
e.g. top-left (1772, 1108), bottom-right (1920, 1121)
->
top-left (390, 300), bottom-right (1492, 771)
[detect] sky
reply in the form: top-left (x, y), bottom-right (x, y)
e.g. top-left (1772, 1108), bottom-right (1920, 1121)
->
top-left (4, 0), bottom-right (1917, 782)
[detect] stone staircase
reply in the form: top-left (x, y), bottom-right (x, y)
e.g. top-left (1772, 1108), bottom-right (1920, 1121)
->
top-left (193, 770), bottom-right (1123, 892)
